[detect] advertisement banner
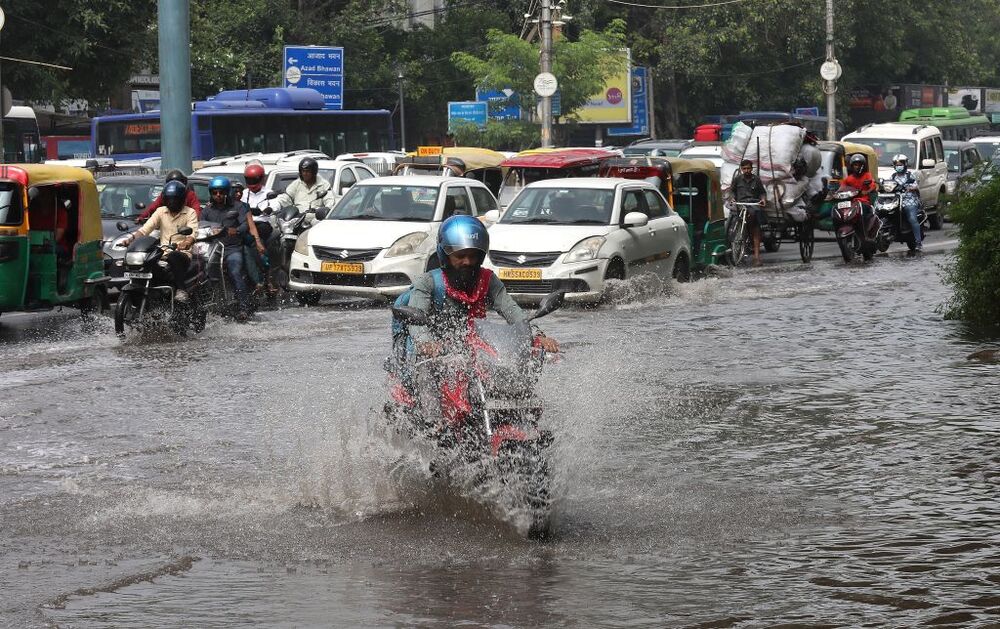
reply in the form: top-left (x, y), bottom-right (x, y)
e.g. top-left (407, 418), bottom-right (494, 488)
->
top-left (570, 51), bottom-right (631, 124)
top-left (985, 89), bottom-right (1000, 113)
top-left (607, 68), bottom-right (649, 137)
top-left (947, 87), bottom-right (983, 112)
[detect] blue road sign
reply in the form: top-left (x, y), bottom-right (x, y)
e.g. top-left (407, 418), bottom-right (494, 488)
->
top-left (448, 101), bottom-right (488, 132)
top-left (608, 68), bottom-right (648, 137)
top-left (476, 88), bottom-right (521, 121)
top-left (284, 45), bottom-right (344, 110)
top-left (794, 107), bottom-right (820, 116)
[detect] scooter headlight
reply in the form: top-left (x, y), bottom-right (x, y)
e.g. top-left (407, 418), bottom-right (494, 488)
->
top-left (293, 230), bottom-right (310, 256)
top-left (384, 232), bottom-right (428, 258)
top-left (565, 236), bottom-right (606, 263)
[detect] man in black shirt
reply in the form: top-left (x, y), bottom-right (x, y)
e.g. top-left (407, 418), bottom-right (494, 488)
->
top-left (202, 176), bottom-right (265, 321)
top-left (729, 159), bottom-right (767, 266)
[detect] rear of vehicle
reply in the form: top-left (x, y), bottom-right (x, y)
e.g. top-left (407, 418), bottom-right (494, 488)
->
top-left (498, 149), bottom-right (615, 210)
top-left (842, 123), bottom-right (948, 229)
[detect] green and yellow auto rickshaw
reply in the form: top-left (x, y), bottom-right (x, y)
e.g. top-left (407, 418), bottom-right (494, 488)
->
top-left (0, 164), bottom-right (110, 317)
top-left (599, 156), bottom-right (729, 269)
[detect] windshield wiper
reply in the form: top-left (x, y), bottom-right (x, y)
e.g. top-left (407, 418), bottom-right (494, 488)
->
top-left (335, 213), bottom-right (384, 220)
top-left (567, 219), bottom-right (608, 225)
top-left (508, 217), bottom-right (556, 224)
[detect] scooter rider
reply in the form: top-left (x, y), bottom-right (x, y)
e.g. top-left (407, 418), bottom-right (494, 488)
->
top-left (407, 215), bottom-right (560, 358)
top-left (888, 154), bottom-right (922, 251)
top-left (842, 154), bottom-right (878, 207)
top-left (202, 176), bottom-right (264, 320)
top-left (119, 181), bottom-right (199, 302)
top-left (136, 169), bottom-right (202, 222)
top-left (273, 157), bottom-right (335, 213)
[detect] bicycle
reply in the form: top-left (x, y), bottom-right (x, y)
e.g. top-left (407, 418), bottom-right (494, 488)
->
top-left (725, 201), bottom-right (762, 266)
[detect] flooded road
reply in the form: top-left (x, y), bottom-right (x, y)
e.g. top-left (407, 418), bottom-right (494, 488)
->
top-left (2, 252), bottom-right (998, 627)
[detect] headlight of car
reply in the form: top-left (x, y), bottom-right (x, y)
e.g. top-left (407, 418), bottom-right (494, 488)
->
top-left (565, 236), bottom-right (606, 263)
top-left (293, 230), bottom-right (310, 256)
top-left (125, 251), bottom-right (147, 266)
top-left (384, 232), bottom-right (428, 258)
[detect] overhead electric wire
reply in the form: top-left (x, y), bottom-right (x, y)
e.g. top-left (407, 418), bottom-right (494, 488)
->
top-left (678, 54), bottom-right (824, 78)
top-left (605, 0), bottom-right (752, 8)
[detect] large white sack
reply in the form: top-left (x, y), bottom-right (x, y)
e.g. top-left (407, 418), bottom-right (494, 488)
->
top-left (763, 177), bottom-right (809, 219)
top-left (721, 122), bottom-right (753, 163)
top-left (807, 172), bottom-right (826, 198)
top-left (745, 125), bottom-right (806, 179)
top-left (720, 162), bottom-right (739, 191)
top-left (801, 143), bottom-right (822, 177)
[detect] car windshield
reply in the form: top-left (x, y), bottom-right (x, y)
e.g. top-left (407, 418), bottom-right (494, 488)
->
top-left (96, 182), bottom-right (163, 217)
top-left (849, 139), bottom-right (916, 168)
top-left (328, 184), bottom-right (438, 222)
top-left (971, 141), bottom-right (1000, 161)
top-left (501, 187), bottom-right (614, 225)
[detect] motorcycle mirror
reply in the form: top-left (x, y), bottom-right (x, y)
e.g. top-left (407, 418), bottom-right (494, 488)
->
top-left (116, 221), bottom-right (130, 232)
top-left (314, 207), bottom-right (329, 221)
top-left (392, 305), bottom-right (430, 327)
top-left (177, 227), bottom-right (194, 236)
top-left (316, 190), bottom-right (328, 198)
top-left (251, 207), bottom-right (262, 216)
top-left (134, 201), bottom-right (146, 210)
top-left (281, 206), bottom-right (299, 221)
top-left (266, 191), bottom-right (278, 200)
top-left (529, 291), bottom-right (566, 321)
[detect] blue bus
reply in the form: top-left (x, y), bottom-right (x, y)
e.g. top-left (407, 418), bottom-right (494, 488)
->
top-left (91, 87), bottom-right (394, 162)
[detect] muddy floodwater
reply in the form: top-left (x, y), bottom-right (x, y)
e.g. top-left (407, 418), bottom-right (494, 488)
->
top-left (2, 254), bottom-right (998, 627)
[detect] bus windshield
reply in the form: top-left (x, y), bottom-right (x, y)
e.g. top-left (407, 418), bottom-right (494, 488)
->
top-left (3, 111), bottom-right (42, 163)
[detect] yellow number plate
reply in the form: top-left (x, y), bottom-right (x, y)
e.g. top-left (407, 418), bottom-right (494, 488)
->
top-left (498, 268), bottom-right (542, 280)
top-left (321, 261), bottom-right (364, 274)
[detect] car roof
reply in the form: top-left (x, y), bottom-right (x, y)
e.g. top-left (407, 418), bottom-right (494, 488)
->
top-left (943, 141), bottom-right (976, 149)
top-left (94, 175), bottom-right (163, 185)
top-left (629, 138), bottom-right (692, 148)
top-left (844, 123), bottom-right (941, 139)
top-left (969, 136), bottom-right (1000, 142)
top-left (524, 177), bottom-right (652, 191)
top-left (355, 175), bottom-right (488, 188)
top-left (193, 164), bottom-right (258, 175)
top-left (270, 159), bottom-right (372, 174)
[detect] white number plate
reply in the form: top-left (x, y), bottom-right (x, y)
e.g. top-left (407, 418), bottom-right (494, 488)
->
top-left (837, 201), bottom-right (853, 209)
top-left (124, 272), bottom-right (153, 280)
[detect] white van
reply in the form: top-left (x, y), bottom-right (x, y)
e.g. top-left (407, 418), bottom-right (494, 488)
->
top-left (842, 123), bottom-right (948, 229)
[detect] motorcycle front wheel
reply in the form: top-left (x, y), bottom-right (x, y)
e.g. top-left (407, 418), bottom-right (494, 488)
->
top-left (114, 292), bottom-right (140, 336)
top-left (837, 234), bottom-right (857, 263)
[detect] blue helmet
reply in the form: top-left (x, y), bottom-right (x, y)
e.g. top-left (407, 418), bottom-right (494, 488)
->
top-left (208, 176), bottom-right (232, 196)
top-left (436, 215), bottom-right (489, 268)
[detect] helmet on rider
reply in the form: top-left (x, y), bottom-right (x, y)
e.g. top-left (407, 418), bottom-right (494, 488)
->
top-left (298, 157), bottom-right (319, 175)
top-left (162, 180), bottom-right (188, 213)
top-left (892, 154), bottom-right (909, 173)
top-left (244, 163), bottom-right (265, 191)
top-left (849, 154), bottom-right (866, 173)
top-left (165, 169), bottom-right (188, 185)
top-left (436, 215), bottom-right (489, 268)
top-left (208, 176), bottom-right (232, 205)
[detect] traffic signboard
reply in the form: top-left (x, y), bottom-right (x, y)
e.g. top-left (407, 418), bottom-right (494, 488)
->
top-left (476, 88), bottom-right (521, 121)
top-left (284, 45), bottom-right (344, 110)
top-left (448, 101), bottom-right (488, 132)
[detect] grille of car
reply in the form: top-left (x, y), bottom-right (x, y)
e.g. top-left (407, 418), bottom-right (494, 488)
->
top-left (311, 246), bottom-right (382, 262)
top-left (489, 251), bottom-right (562, 267)
top-left (500, 278), bottom-right (589, 295)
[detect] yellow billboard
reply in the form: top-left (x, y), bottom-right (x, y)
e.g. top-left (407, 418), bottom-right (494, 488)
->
top-left (570, 52), bottom-right (632, 124)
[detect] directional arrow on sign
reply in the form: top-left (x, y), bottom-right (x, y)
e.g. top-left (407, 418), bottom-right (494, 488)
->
top-left (287, 57), bottom-right (298, 64)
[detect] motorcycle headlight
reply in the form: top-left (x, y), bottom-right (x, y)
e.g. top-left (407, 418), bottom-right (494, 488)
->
top-left (384, 232), bottom-right (428, 258)
top-left (196, 226), bottom-right (215, 239)
top-left (565, 236), bottom-right (605, 263)
top-left (293, 230), bottom-right (310, 256)
top-left (125, 251), bottom-right (147, 266)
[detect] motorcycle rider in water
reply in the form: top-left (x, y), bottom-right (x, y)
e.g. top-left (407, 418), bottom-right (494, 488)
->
top-left (408, 215), bottom-right (560, 358)
top-left (273, 157), bottom-right (336, 213)
top-left (136, 169), bottom-right (202, 222)
top-left (887, 154), bottom-right (922, 251)
top-left (119, 181), bottom-right (199, 302)
top-left (841, 153), bottom-right (878, 214)
top-left (201, 176), bottom-right (265, 321)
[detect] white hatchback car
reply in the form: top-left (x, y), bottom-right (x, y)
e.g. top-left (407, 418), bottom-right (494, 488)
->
top-left (288, 175), bottom-right (501, 299)
top-left (483, 178), bottom-right (691, 304)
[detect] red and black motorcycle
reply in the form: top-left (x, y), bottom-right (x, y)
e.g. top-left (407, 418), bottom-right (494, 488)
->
top-left (386, 291), bottom-right (564, 538)
top-left (830, 185), bottom-right (881, 262)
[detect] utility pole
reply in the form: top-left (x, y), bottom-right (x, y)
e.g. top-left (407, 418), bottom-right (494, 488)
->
top-left (539, 0), bottom-right (553, 148)
top-left (397, 68), bottom-right (406, 152)
top-left (158, 0), bottom-right (192, 172)
top-left (822, 0), bottom-right (840, 141)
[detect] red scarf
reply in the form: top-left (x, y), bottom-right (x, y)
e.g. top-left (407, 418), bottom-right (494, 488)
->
top-left (441, 268), bottom-right (493, 323)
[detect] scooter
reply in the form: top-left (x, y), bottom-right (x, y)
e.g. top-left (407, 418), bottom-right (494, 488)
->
top-left (386, 291), bottom-right (565, 539)
top-left (875, 179), bottom-right (927, 253)
top-left (113, 228), bottom-right (210, 336)
top-left (274, 189), bottom-right (329, 292)
top-left (830, 186), bottom-right (881, 262)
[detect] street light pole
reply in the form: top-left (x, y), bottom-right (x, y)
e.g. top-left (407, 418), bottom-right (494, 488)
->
top-left (539, 0), bottom-right (553, 148)
top-left (158, 0), bottom-right (192, 172)
top-left (397, 69), bottom-right (406, 152)
top-left (824, 0), bottom-right (837, 141)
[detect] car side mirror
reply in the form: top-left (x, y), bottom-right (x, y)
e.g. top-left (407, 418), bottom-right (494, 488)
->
top-left (314, 207), bottom-right (329, 221)
top-left (483, 209), bottom-right (501, 223)
top-left (392, 305), bottom-right (429, 327)
top-left (177, 227), bottom-right (194, 236)
top-left (921, 158), bottom-right (936, 169)
top-left (529, 291), bottom-right (566, 321)
top-left (116, 221), bottom-right (130, 232)
top-left (623, 211), bottom-right (648, 228)
top-left (266, 191), bottom-right (278, 200)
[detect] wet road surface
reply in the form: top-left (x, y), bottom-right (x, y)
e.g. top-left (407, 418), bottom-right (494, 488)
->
top-left (2, 244), bottom-right (998, 627)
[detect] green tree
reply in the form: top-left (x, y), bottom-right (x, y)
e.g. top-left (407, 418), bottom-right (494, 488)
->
top-left (942, 175), bottom-right (1000, 325)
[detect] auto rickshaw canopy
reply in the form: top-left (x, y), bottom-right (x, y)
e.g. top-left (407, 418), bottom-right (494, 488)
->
top-left (1, 164), bottom-right (102, 243)
top-left (664, 157), bottom-right (726, 223)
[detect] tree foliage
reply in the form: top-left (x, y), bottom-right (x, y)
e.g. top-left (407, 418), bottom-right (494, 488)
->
top-left (942, 175), bottom-right (1000, 325)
